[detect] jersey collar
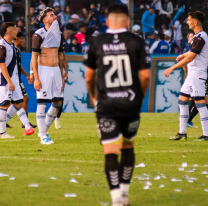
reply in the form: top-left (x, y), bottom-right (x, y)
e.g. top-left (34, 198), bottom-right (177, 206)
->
top-left (106, 28), bottom-right (127, 34)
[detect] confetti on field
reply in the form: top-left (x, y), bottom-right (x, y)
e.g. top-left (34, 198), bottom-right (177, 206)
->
top-left (154, 176), bottom-right (160, 180)
top-left (9, 177), bottom-right (15, 180)
top-left (0, 173), bottom-right (9, 177)
top-left (143, 185), bottom-right (149, 189)
top-left (135, 163), bottom-right (145, 168)
top-left (161, 175), bottom-right (167, 178)
top-left (193, 164), bottom-right (198, 167)
top-left (71, 173), bottom-right (82, 176)
top-left (28, 184), bottom-right (39, 187)
top-left (182, 162), bottom-right (187, 167)
top-left (171, 178), bottom-right (182, 182)
top-left (70, 178), bottom-right (78, 183)
top-left (188, 180), bottom-right (194, 183)
top-left (204, 165), bottom-right (208, 167)
top-left (50, 176), bottom-right (57, 180)
top-left (100, 203), bottom-right (109, 206)
top-left (145, 181), bottom-right (152, 186)
top-left (179, 168), bottom-right (184, 171)
top-left (202, 171), bottom-right (208, 174)
top-left (174, 189), bottom-right (182, 192)
top-left (159, 184), bottom-right (165, 188)
top-left (134, 176), bottom-right (149, 180)
top-left (64, 193), bottom-right (77, 197)
top-left (148, 133), bottom-right (151, 136)
top-left (143, 174), bottom-right (150, 177)
top-left (187, 177), bottom-right (197, 180)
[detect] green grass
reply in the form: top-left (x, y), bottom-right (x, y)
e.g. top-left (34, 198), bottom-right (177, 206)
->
top-left (1, 113), bottom-right (208, 206)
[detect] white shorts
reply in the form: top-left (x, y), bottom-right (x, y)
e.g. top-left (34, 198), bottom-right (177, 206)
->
top-left (0, 83), bottom-right (23, 106)
top-left (37, 66), bottom-right (64, 103)
top-left (180, 78), bottom-right (205, 100)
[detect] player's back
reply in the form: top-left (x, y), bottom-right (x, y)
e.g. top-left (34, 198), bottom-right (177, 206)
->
top-left (84, 29), bottom-right (150, 117)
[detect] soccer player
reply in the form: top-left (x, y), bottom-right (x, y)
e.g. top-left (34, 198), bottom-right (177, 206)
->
top-left (0, 22), bottom-right (35, 138)
top-left (31, 7), bottom-right (65, 144)
top-left (84, 5), bottom-right (150, 206)
top-left (5, 32), bottom-right (37, 129)
top-left (164, 11), bottom-right (208, 141)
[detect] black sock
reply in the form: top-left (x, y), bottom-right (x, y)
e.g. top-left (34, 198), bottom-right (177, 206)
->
top-left (57, 102), bottom-right (63, 118)
top-left (26, 111), bottom-right (28, 117)
top-left (119, 148), bottom-right (135, 184)
top-left (105, 154), bottom-right (119, 190)
top-left (206, 104), bottom-right (208, 109)
top-left (188, 105), bottom-right (198, 123)
top-left (189, 100), bottom-right (195, 114)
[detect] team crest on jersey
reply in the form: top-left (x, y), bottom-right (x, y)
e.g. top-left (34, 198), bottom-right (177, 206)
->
top-left (99, 118), bottom-right (116, 133)
top-left (113, 34), bottom-right (120, 44)
top-left (43, 91), bottom-right (47, 97)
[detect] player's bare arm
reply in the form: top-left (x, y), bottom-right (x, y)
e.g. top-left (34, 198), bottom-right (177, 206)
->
top-left (58, 51), bottom-right (65, 88)
top-left (63, 53), bottom-right (68, 82)
top-left (0, 63), bottom-right (15, 91)
top-left (176, 51), bottom-right (190, 62)
top-left (85, 67), bottom-right (96, 105)
top-left (31, 51), bottom-right (42, 91)
top-left (139, 69), bottom-right (150, 97)
top-left (164, 52), bottom-right (197, 77)
top-left (182, 64), bottom-right (187, 74)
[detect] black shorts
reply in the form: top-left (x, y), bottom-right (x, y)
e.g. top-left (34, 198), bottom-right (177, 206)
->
top-left (97, 116), bottom-right (140, 145)
top-left (205, 79), bottom-right (208, 96)
top-left (19, 82), bottom-right (27, 96)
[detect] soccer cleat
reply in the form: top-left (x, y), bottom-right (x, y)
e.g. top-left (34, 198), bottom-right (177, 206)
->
top-left (112, 201), bottom-right (123, 206)
top-left (41, 136), bottom-right (54, 145)
top-left (54, 119), bottom-right (61, 129)
top-left (187, 122), bottom-right (198, 128)
top-left (168, 133), bottom-right (187, 140)
top-left (0, 133), bottom-right (15, 139)
top-left (193, 136), bottom-right (208, 141)
top-left (6, 123), bottom-right (12, 128)
top-left (22, 123), bottom-right (37, 128)
top-left (24, 127), bottom-right (35, 136)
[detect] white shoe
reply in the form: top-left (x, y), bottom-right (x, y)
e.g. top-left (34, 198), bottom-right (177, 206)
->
top-left (41, 136), bottom-right (54, 145)
top-left (54, 119), bottom-right (61, 129)
top-left (122, 195), bottom-right (131, 206)
top-left (140, 4), bottom-right (144, 9)
top-left (0, 133), bottom-right (15, 139)
top-left (112, 201), bottom-right (123, 206)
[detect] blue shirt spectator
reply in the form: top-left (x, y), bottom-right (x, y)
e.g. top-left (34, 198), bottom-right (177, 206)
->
top-left (99, 6), bottom-right (108, 33)
top-left (142, 6), bottom-right (155, 38)
top-left (61, 5), bottom-right (71, 27)
top-left (150, 33), bottom-right (169, 54)
top-left (145, 31), bottom-right (158, 48)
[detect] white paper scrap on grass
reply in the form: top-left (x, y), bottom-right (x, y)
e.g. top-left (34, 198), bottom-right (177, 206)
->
top-left (9, 177), bottom-right (15, 180)
top-left (182, 162), bottom-right (187, 167)
top-left (64, 193), bottom-right (77, 197)
top-left (100, 203), bottom-right (109, 206)
top-left (28, 184), bottom-right (39, 187)
top-left (0, 173), bottom-right (9, 177)
top-left (174, 189), bottom-right (182, 192)
top-left (188, 180), bottom-right (193, 183)
top-left (202, 171), bottom-right (208, 174)
top-left (154, 176), bottom-right (160, 180)
top-left (179, 168), bottom-right (184, 171)
top-left (50, 176), bottom-right (57, 180)
top-left (135, 163), bottom-right (145, 168)
top-left (171, 178), bottom-right (182, 182)
top-left (143, 185), bottom-right (149, 189)
top-left (193, 164), bottom-right (198, 167)
top-left (145, 181), bottom-right (152, 186)
top-left (70, 178), bottom-right (78, 183)
top-left (159, 184), bottom-right (165, 188)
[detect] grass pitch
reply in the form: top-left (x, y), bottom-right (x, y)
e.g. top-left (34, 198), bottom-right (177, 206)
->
top-left (0, 113), bottom-right (208, 206)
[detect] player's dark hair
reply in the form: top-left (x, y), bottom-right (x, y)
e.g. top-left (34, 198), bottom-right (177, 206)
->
top-left (16, 32), bottom-right (23, 38)
top-left (79, 22), bottom-right (87, 29)
top-left (1, 22), bottom-right (15, 36)
top-left (72, 36), bottom-right (78, 41)
top-left (38, 7), bottom-right (54, 23)
top-left (158, 33), bottom-right (164, 40)
top-left (188, 11), bottom-right (205, 24)
top-left (108, 4), bottom-right (129, 17)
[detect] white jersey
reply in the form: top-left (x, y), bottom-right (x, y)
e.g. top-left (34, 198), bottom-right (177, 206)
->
top-left (0, 0), bottom-right (13, 13)
top-left (0, 38), bottom-right (18, 86)
top-left (187, 30), bottom-right (208, 80)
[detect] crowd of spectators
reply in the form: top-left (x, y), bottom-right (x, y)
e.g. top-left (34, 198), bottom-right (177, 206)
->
top-left (0, 0), bottom-right (202, 55)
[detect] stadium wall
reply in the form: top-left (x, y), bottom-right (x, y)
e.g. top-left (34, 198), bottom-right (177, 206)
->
top-left (21, 53), bottom-right (183, 113)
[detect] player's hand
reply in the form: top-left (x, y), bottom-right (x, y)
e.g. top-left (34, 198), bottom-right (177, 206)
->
top-left (176, 54), bottom-right (184, 62)
top-left (34, 79), bottom-right (42, 91)
top-left (63, 72), bottom-right (68, 82)
top-left (62, 79), bottom-right (65, 89)
top-left (8, 81), bottom-right (15, 91)
top-left (26, 75), bottom-right (33, 84)
top-left (164, 67), bottom-right (174, 77)
top-left (30, 73), bottom-right (34, 84)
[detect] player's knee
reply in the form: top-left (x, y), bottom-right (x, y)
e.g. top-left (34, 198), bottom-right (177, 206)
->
top-left (24, 95), bottom-right (29, 103)
top-left (178, 99), bottom-right (188, 105)
top-left (14, 102), bottom-right (24, 110)
top-left (52, 104), bottom-right (62, 109)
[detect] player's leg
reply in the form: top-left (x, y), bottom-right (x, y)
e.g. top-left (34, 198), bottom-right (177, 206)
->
top-left (54, 100), bottom-right (63, 129)
top-left (187, 99), bottom-right (198, 127)
top-left (98, 117), bottom-right (122, 206)
top-left (119, 117), bottom-right (139, 206)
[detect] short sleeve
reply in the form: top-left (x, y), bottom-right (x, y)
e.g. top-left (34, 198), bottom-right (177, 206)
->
top-left (174, 21), bottom-right (179, 28)
top-left (0, 45), bottom-right (6, 63)
top-left (83, 41), bottom-right (96, 70)
top-left (32, 33), bottom-right (43, 52)
top-left (59, 33), bottom-right (64, 52)
top-left (139, 39), bottom-right (150, 70)
top-left (190, 36), bottom-right (205, 54)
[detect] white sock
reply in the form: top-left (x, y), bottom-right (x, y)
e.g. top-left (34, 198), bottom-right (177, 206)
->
top-left (178, 100), bottom-right (189, 134)
top-left (17, 108), bottom-right (30, 130)
top-left (196, 103), bottom-right (208, 136)
top-left (36, 103), bottom-right (47, 138)
top-left (45, 104), bottom-right (61, 132)
top-left (110, 188), bottom-right (122, 203)
top-left (0, 108), bottom-right (7, 134)
top-left (6, 105), bottom-right (18, 123)
top-left (120, 183), bottom-right (130, 197)
top-left (55, 117), bottom-right (60, 121)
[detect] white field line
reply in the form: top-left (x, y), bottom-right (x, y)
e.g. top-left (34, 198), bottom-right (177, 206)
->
top-left (0, 156), bottom-right (104, 164)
